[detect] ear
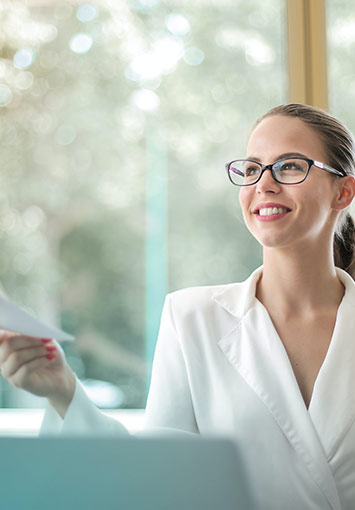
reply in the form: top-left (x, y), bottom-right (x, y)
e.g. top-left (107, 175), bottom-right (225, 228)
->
top-left (332, 176), bottom-right (355, 211)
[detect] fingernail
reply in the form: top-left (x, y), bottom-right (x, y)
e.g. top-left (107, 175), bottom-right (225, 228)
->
top-left (45, 345), bottom-right (57, 352)
top-left (41, 338), bottom-right (52, 343)
top-left (46, 353), bottom-right (57, 360)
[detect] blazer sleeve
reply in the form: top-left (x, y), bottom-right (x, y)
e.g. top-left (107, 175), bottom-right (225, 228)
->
top-left (40, 294), bottom-right (198, 437)
top-left (143, 294), bottom-right (199, 433)
top-left (40, 377), bottom-right (129, 437)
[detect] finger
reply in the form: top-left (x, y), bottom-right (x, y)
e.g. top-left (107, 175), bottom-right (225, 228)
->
top-left (9, 355), bottom-right (58, 392)
top-left (1, 344), bottom-right (57, 379)
top-left (0, 334), bottom-right (54, 347)
top-left (0, 336), bottom-right (52, 363)
top-left (0, 330), bottom-right (19, 343)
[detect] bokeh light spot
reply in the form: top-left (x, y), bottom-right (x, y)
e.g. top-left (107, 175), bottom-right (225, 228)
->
top-left (244, 39), bottom-right (274, 65)
top-left (126, 37), bottom-right (183, 81)
top-left (135, 0), bottom-right (159, 10)
top-left (184, 47), bottom-right (205, 66)
top-left (13, 49), bottom-right (35, 70)
top-left (23, 206), bottom-right (46, 231)
top-left (15, 71), bottom-right (34, 91)
top-left (70, 33), bottom-right (93, 54)
top-left (165, 13), bottom-right (190, 36)
top-left (77, 4), bottom-right (98, 23)
top-left (132, 89), bottom-right (159, 112)
top-left (0, 84), bottom-right (12, 107)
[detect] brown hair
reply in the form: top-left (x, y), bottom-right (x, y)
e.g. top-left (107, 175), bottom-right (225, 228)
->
top-left (254, 103), bottom-right (355, 279)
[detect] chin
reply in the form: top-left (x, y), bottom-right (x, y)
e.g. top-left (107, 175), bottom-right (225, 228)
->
top-left (244, 224), bottom-right (285, 248)
top-left (251, 231), bottom-right (292, 249)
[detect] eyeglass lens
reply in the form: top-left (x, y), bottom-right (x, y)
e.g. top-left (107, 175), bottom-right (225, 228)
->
top-left (229, 158), bottom-right (309, 185)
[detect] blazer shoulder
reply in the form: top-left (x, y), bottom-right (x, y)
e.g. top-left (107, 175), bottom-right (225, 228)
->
top-left (166, 281), bottom-right (243, 316)
top-left (166, 266), bottom-right (263, 320)
top-left (168, 282), bottom-right (235, 302)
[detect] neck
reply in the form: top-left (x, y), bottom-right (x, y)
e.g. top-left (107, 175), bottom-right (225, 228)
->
top-left (257, 243), bottom-right (345, 317)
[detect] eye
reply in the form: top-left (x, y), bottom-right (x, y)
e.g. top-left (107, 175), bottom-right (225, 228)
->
top-left (280, 162), bottom-right (302, 171)
top-left (244, 164), bottom-right (261, 177)
top-left (277, 159), bottom-right (306, 173)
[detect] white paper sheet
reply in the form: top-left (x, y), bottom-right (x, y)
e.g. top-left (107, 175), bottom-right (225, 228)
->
top-left (0, 295), bottom-right (74, 341)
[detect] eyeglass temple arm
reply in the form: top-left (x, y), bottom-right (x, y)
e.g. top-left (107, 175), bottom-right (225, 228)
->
top-left (226, 164), bottom-right (244, 176)
top-left (313, 160), bottom-right (346, 177)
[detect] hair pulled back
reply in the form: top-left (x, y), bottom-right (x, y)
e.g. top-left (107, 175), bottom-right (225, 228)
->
top-left (254, 103), bottom-right (355, 279)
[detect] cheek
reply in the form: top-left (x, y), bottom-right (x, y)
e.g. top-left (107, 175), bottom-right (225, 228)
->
top-left (238, 188), bottom-right (254, 226)
top-left (297, 181), bottom-right (334, 219)
top-left (238, 188), bottom-right (250, 212)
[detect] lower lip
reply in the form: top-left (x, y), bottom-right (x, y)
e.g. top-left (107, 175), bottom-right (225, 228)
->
top-left (254, 212), bottom-right (290, 222)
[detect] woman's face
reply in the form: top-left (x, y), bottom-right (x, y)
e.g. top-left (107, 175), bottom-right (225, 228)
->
top-left (238, 114), bottom-right (341, 251)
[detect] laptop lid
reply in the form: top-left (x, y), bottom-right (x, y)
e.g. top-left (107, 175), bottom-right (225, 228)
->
top-left (1, 436), bottom-right (254, 509)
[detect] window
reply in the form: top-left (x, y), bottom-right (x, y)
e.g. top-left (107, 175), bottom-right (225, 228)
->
top-left (0, 0), bottom-right (286, 410)
top-left (327, 0), bottom-right (355, 132)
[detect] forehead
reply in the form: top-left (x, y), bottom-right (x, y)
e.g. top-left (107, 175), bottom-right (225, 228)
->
top-left (247, 114), bottom-right (327, 161)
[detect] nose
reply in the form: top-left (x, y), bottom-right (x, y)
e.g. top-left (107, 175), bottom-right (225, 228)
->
top-left (255, 168), bottom-right (281, 194)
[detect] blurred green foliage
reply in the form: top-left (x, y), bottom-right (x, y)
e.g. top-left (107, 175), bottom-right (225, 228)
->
top-left (0, 0), bottom-right (285, 408)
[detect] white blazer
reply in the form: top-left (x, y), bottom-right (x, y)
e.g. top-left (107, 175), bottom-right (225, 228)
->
top-left (41, 266), bottom-right (355, 510)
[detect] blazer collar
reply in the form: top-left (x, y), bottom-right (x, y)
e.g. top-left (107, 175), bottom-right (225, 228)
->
top-left (212, 265), bottom-right (355, 319)
top-left (217, 301), bottom-right (342, 509)
top-left (308, 266), bottom-right (355, 458)
top-left (213, 265), bottom-right (355, 510)
top-left (212, 265), bottom-right (263, 318)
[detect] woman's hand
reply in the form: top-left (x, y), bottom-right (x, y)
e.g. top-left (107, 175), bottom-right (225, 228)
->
top-left (0, 333), bottom-right (76, 418)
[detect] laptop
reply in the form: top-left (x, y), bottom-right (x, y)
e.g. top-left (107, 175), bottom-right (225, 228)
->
top-left (0, 435), bottom-right (254, 509)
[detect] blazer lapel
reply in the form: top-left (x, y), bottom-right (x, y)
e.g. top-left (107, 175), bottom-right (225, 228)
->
top-left (213, 267), bottom-right (341, 510)
top-left (308, 268), bottom-right (355, 460)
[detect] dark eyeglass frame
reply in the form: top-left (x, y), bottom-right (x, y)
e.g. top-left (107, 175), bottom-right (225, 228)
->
top-left (225, 157), bottom-right (347, 186)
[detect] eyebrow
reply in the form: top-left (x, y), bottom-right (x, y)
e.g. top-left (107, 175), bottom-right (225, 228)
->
top-left (246, 152), bottom-right (308, 162)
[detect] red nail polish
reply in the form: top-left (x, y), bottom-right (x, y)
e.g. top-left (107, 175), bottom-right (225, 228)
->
top-left (41, 338), bottom-right (52, 343)
top-left (45, 345), bottom-right (57, 352)
top-left (46, 353), bottom-right (57, 360)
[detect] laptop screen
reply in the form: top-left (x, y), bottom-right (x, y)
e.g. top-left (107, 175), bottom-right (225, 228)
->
top-left (1, 435), bottom-right (254, 509)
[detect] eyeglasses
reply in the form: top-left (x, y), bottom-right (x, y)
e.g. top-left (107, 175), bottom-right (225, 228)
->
top-left (225, 157), bottom-right (346, 186)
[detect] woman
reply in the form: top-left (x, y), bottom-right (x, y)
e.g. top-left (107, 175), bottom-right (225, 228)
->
top-left (1, 103), bottom-right (355, 509)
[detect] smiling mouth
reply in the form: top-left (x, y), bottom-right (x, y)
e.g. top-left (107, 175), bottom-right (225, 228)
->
top-left (256, 207), bottom-right (291, 216)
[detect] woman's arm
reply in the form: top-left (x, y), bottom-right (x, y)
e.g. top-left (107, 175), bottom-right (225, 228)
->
top-left (0, 293), bottom-right (198, 437)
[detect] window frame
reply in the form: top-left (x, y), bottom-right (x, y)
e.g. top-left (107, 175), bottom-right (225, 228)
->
top-left (287, 0), bottom-right (328, 110)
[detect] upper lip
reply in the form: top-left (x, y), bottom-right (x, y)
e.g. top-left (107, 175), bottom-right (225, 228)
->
top-left (252, 202), bottom-right (292, 214)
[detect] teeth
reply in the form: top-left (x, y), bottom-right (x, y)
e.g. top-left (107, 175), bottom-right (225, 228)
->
top-left (259, 207), bottom-right (289, 216)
